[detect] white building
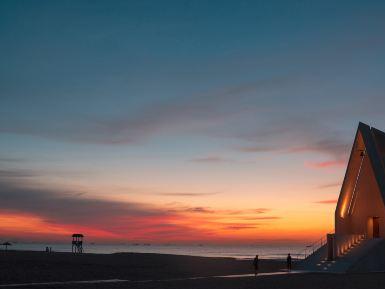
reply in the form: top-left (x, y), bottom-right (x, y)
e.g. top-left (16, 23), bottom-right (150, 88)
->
top-left (301, 122), bottom-right (385, 272)
top-left (335, 122), bottom-right (385, 239)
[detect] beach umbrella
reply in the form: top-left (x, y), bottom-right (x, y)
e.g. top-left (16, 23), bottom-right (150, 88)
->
top-left (2, 242), bottom-right (11, 251)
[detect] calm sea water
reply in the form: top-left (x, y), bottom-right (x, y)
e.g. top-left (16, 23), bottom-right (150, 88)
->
top-left (8, 243), bottom-right (306, 260)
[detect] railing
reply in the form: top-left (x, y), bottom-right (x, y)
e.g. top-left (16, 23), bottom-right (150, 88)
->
top-left (295, 233), bottom-right (366, 260)
top-left (295, 233), bottom-right (331, 260)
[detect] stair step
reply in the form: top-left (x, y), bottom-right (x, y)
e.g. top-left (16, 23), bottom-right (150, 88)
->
top-left (298, 237), bottom-right (385, 273)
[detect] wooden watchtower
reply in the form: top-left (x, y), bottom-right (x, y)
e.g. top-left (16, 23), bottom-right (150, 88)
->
top-left (71, 234), bottom-right (84, 254)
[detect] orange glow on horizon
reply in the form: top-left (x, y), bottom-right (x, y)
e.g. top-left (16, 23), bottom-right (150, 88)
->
top-left (0, 205), bottom-right (334, 244)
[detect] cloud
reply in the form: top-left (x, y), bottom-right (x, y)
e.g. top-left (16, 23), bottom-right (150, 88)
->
top-left (158, 192), bottom-right (219, 197)
top-left (0, 157), bottom-right (26, 163)
top-left (0, 181), bottom-right (166, 226)
top-left (304, 160), bottom-right (346, 169)
top-left (0, 74), bottom-right (360, 171)
top-left (314, 199), bottom-right (338, 204)
top-left (0, 180), bottom-right (226, 243)
top-left (224, 225), bottom-right (258, 230)
top-left (286, 138), bottom-right (350, 158)
top-left (188, 156), bottom-right (233, 163)
top-left (0, 77), bottom-right (292, 145)
top-left (214, 208), bottom-right (271, 215)
top-left (235, 116), bottom-right (353, 166)
top-left (316, 182), bottom-right (341, 189)
top-left (0, 169), bottom-right (37, 178)
top-left (251, 208), bottom-right (271, 214)
top-left (0, 173), bottom-right (279, 242)
top-left (240, 216), bottom-right (281, 220)
top-left (239, 131), bottom-right (349, 160)
top-left (167, 205), bottom-right (272, 216)
top-left (237, 146), bottom-right (278, 153)
top-left (184, 207), bottom-right (216, 214)
top-left (167, 206), bottom-right (216, 214)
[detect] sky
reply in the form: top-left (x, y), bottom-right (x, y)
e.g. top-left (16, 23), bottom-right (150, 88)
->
top-left (1, 0), bottom-right (385, 245)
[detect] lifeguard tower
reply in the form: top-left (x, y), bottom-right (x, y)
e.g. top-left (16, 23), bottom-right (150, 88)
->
top-left (71, 234), bottom-right (84, 254)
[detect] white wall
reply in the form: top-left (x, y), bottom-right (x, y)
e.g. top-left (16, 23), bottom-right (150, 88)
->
top-left (336, 154), bottom-right (385, 237)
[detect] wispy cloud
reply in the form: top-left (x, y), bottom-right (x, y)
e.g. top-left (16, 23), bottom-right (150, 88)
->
top-left (286, 138), bottom-right (350, 159)
top-left (0, 77), bottom-right (291, 145)
top-left (188, 156), bottom-right (233, 163)
top-left (0, 181), bottom-right (165, 224)
top-left (314, 199), bottom-right (338, 204)
top-left (240, 216), bottom-right (281, 220)
top-left (0, 173), bottom-right (279, 242)
top-left (224, 225), bottom-right (258, 230)
top-left (167, 205), bottom-right (272, 216)
top-left (167, 206), bottom-right (216, 214)
top-left (0, 169), bottom-right (37, 178)
top-left (0, 157), bottom-right (26, 163)
top-left (237, 146), bottom-right (278, 153)
top-left (316, 182), bottom-right (341, 189)
top-left (304, 160), bottom-right (346, 169)
top-left (0, 180), bottom-right (217, 242)
top-left (158, 192), bottom-right (219, 197)
top-left (235, 117), bottom-right (352, 166)
top-left (223, 208), bottom-right (271, 215)
top-left (250, 208), bottom-right (271, 214)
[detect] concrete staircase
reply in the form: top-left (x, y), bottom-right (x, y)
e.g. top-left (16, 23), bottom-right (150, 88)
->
top-left (298, 238), bottom-right (384, 273)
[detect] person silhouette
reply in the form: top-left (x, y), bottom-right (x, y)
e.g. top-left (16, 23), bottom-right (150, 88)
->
top-left (253, 254), bottom-right (259, 276)
top-left (287, 253), bottom-right (292, 271)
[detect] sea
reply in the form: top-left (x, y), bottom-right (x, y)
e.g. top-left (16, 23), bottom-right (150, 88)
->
top-left (8, 243), bottom-right (307, 260)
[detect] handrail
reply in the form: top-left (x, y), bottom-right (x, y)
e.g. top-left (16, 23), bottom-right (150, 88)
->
top-left (295, 232), bottom-right (333, 260)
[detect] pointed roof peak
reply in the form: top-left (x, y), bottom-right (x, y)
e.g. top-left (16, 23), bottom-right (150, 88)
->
top-left (336, 122), bottom-right (385, 218)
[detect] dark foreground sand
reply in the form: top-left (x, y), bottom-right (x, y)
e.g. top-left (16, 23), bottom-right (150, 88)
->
top-left (38, 273), bottom-right (385, 289)
top-left (0, 250), bottom-right (280, 285)
top-left (1, 250), bottom-right (384, 289)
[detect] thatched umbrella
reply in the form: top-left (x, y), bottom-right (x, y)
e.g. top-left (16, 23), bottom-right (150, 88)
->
top-left (2, 242), bottom-right (11, 251)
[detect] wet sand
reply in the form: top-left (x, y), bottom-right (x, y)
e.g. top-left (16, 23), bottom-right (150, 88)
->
top-left (59, 272), bottom-right (385, 289)
top-left (0, 250), bottom-right (283, 285)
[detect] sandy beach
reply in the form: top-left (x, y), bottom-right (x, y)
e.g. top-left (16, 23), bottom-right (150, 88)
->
top-left (1, 250), bottom-right (384, 289)
top-left (0, 250), bottom-right (282, 286)
top-left (60, 272), bottom-right (385, 289)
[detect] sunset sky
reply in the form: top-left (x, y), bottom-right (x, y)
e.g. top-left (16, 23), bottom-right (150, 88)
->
top-left (1, 0), bottom-right (385, 244)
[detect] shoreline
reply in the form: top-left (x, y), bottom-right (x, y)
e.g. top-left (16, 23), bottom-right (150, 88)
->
top-left (2, 248), bottom-right (289, 261)
top-left (3, 242), bottom-right (305, 260)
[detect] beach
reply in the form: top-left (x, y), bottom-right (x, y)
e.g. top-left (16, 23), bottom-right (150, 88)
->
top-left (62, 273), bottom-right (385, 289)
top-left (0, 250), bottom-right (281, 286)
top-left (1, 251), bottom-right (384, 289)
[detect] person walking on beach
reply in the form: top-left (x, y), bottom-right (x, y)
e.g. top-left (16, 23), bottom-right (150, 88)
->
top-left (286, 253), bottom-right (292, 271)
top-left (253, 254), bottom-right (259, 276)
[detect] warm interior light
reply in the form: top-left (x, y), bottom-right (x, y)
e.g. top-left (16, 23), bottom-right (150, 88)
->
top-left (340, 197), bottom-right (348, 218)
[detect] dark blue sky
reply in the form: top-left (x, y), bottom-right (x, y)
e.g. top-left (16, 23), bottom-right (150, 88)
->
top-left (2, 1), bottom-right (385, 142)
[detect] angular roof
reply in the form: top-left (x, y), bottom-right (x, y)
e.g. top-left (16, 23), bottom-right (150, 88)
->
top-left (336, 122), bottom-right (385, 218)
